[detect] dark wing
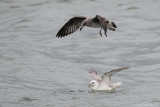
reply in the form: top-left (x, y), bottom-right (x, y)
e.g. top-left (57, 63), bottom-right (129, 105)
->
top-left (56, 16), bottom-right (86, 38)
top-left (101, 67), bottom-right (130, 84)
top-left (93, 15), bottom-right (108, 33)
top-left (89, 69), bottom-right (102, 83)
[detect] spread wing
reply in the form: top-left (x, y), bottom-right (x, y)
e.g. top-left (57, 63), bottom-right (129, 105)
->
top-left (93, 15), bottom-right (108, 33)
top-left (56, 16), bottom-right (87, 38)
top-left (89, 69), bottom-right (102, 83)
top-left (101, 67), bottom-right (130, 84)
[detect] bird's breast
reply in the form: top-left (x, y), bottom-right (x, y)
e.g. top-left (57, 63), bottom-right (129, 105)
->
top-left (86, 22), bottom-right (101, 28)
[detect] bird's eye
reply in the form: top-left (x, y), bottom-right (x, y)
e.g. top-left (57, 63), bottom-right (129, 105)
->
top-left (92, 82), bottom-right (94, 84)
top-left (106, 20), bottom-right (109, 23)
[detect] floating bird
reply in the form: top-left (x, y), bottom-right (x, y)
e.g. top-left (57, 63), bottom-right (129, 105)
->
top-left (56, 15), bottom-right (117, 38)
top-left (88, 67), bottom-right (129, 91)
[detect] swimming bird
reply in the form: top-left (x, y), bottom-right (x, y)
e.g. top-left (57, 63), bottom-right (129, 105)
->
top-left (88, 67), bottom-right (129, 91)
top-left (56, 15), bottom-right (117, 38)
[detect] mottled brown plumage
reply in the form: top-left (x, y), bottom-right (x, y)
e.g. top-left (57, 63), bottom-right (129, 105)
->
top-left (56, 15), bottom-right (117, 38)
top-left (56, 16), bottom-right (86, 38)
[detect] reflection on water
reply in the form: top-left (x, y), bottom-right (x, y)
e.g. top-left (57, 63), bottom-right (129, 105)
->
top-left (0, 0), bottom-right (160, 107)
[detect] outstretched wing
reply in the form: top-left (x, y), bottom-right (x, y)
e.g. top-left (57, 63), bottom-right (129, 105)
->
top-left (101, 67), bottom-right (130, 84)
top-left (56, 16), bottom-right (87, 38)
top-left (89, 69), bottom-right (102, 83)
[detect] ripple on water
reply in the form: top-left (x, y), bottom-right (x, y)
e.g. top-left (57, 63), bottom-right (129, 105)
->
top-left (20, 97), bottom-right (38, 102)
top-left (126, 6), bottom-right (139, 10)
top-left (0, 0), bottom-right (160, 107)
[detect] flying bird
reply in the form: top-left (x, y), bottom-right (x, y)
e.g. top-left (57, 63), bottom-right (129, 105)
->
top-left (56, 15), bottom-right (117, 38)
top-left (88, 67), bottom-right (129, 91)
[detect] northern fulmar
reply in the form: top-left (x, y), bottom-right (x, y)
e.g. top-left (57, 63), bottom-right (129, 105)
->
top-left (88, 67), bottom-right (129, 91)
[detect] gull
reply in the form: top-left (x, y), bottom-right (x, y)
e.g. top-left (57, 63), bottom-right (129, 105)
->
top-left (88, 67), bottom-right (129, 91)
top-left (56, 15), bottom-right (117, 38)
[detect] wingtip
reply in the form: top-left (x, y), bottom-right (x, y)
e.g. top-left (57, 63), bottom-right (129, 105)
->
top-left (56, 33), bottom-right (70, 38)
top-left (56, 33), bottom-right (61, 38)
top-left (125, 67), bottom-right (130, 69)
top-left (89, 68), bottom-right (98, 74)
top-left (89, 68), bottom-right (94, 73)
top-left (122, 67), bottom-right (130, 70)
top-left (56, 35), bottom-right (59, 38)
top-left (56, 34), bottom-right (65, 38)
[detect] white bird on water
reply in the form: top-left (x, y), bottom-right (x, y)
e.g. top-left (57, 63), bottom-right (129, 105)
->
top-left (88, 67), bottom-right (129, 91)
top-left (56, 15), bottom-right (117, 38)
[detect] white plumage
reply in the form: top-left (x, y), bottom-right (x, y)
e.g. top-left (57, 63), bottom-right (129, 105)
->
top-left (88, 67), bottom-right (129, 91)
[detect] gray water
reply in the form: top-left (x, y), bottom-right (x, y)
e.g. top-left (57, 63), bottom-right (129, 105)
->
top-left (0, 0), bottom-right (160, 107)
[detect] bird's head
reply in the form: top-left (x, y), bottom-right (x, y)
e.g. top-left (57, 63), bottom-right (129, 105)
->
top-left (107, 21), bottom-right (117, 31)
top-left (88, 80), bottom-right (99, 90)
top-left (111, 22), bottom-right (117, 28)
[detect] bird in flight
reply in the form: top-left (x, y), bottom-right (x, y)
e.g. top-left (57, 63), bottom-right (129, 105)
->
top-left (88, 67), bottom-right (129, 91)
top-left (56, 15), bottom-right (117, 38)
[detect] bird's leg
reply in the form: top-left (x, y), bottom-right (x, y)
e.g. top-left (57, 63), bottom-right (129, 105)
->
top-left (104, 31), bottom-right (107, 37)
top-left (99, 28), bottom-right (102, 37)
top-left (80, 27), bottom-right (83, 31)
top-left (80, 21), bottom-right (87, 31)
top-left (78, 23), bottom-right (84, 31)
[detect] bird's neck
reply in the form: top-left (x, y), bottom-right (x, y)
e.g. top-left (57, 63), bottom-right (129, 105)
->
top-left (92, 83), bottom-right (99, 90)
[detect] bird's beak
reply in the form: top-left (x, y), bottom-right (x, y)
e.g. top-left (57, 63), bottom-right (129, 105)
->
top-left (88, 84), bottom-right (91, 88)
top-left (111, 22), bottom-right (117, 28)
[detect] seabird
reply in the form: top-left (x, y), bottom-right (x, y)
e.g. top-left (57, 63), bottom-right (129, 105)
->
top-left (88, 67), bottom-right (129, 91)
top-left (56, 15), bottom-right (117, 38)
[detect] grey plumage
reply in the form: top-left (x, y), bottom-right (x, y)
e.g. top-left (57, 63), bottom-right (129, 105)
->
top-left (88, 67), bottom-right (130, 91)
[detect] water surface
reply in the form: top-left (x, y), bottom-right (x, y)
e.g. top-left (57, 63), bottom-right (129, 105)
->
top-left (0, 0), bottom-right (160, 107)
